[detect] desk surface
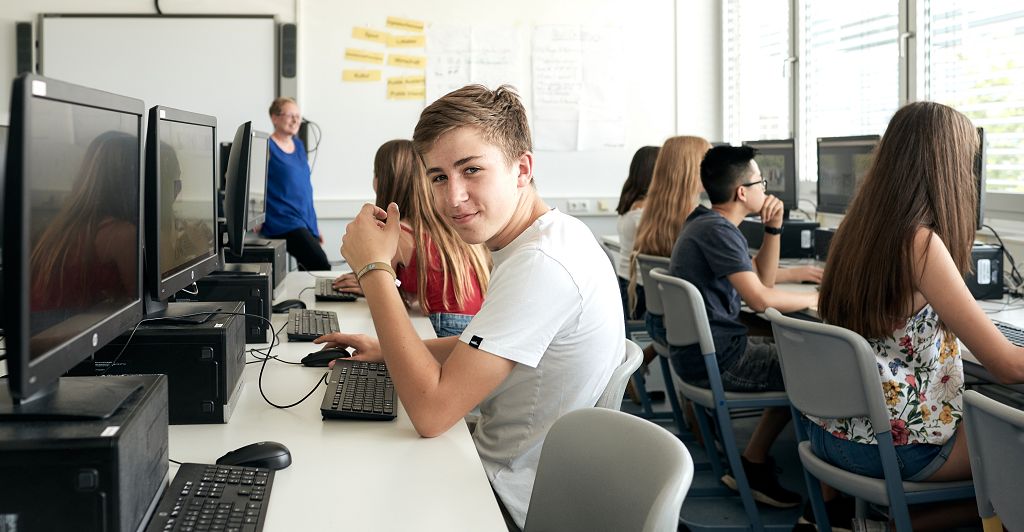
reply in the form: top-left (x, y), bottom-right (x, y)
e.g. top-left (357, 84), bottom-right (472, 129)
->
top-left (168, 271), bottom-right (505, 531)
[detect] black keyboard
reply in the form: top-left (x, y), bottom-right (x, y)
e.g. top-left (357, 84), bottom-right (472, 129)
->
top-left (286, 309), bottom-right (340, 341)
top-left (994, 320), bottom-right (1024, 347)
top-left (314, 277), bottom-right (357, 302)
top-left (320, 359), bottom-right (397, 420)
top-left (145, 463), bottom-right (274, 532)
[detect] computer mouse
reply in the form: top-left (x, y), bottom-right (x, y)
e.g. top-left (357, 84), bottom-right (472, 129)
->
top-left (271, 298), bottom-right (306, 313)
top-left (216, 441), bottom-right (291, 470)
top-left (301, 347), bottom-right (352, 367)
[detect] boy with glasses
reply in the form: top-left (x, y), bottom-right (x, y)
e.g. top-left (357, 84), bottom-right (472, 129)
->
top-left (668, 145), bottom-right (818, 508)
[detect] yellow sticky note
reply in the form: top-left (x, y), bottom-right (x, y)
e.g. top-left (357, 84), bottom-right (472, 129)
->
top-left (343, 70), bottom-right (382, 82)
top-left (387, 75), bottom-right (426, 87)
top-left (386, 16), bottom-right (424, 33)
top-left (352, 27), bottom-right (390, 45)
top-left (345, 48), bottom-right (385, 64)
top-left (387, 54), bottom-right (426, 69)
top-left (387, 34), bottom-right (425, 48)
top-left (387, 86), bottom-right (426, 100)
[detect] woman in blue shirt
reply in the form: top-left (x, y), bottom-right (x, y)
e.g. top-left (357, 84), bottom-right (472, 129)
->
top-left (262, 97), bottom-right (331, 271)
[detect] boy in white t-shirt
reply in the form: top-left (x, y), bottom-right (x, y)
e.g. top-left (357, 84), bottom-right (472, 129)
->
top-left (315, 85), bottom-right (624, 530)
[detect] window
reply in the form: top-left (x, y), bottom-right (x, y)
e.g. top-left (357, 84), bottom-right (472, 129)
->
top-left (923, 2), bottom-right (1024, 194)
top-left (722, 0), bottom-right (791, 143)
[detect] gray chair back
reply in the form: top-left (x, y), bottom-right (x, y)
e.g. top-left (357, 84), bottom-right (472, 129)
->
top-left (596, 339), bottom-right (643, 410)
top-left (636, 254), bottom-right (670, 317)
top-left (963, 389), bottom-right (1024, 530)
top-left (649, 268), bottom-right (715, 357)
top-left (524, 408), bottom-right (693, 532)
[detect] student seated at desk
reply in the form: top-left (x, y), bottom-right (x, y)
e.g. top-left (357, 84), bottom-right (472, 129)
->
top-left (315, 85), bottom-right (623, 531)
top-left (614, 145), bottom-right (659, 321)
top-left (811, 101), bottom-right (1024, 528)
top-left (669, 145), bottom-right (818, 508)
top-left (331, 139), bottom-right (490, 338)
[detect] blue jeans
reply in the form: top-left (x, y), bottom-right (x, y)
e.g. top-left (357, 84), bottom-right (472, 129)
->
top-left (429, 313), bottom-right (473, 338)
top-left (803, 418), bottom-right (955, 481)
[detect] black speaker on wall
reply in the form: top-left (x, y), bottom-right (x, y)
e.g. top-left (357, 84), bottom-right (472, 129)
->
top-left (280, 23), bottom-right (296, 78)
top-left (16, 22), bottom-right (33, 74)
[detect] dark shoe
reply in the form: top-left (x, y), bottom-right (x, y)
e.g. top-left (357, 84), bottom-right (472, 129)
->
top-left (796, 497), bottom-right (854, 532)
top-left (721, 456), bottom-right (802, 509)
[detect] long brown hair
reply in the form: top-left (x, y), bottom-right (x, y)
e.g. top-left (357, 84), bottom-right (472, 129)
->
top-left (374, 139), bottom-right (490, 313)
top-left (628, 136), bottom-right (710, 311)
top-left (819, 101), bottom-right (978, 338)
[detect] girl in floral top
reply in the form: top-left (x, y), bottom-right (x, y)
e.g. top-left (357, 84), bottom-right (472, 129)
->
top-left (816, 101), bottom-right (1024, 490)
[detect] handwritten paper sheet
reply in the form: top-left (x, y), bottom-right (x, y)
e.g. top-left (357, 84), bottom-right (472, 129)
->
top-left (426, 26), bottom-right (471, 104)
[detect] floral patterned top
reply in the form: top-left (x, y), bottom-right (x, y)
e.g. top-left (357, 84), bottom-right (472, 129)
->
top-left (808, 305), bottom-right (963, 446)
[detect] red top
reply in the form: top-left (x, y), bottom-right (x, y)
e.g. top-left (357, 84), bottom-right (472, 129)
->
top-left (396, 228), bottom-right (484, 315)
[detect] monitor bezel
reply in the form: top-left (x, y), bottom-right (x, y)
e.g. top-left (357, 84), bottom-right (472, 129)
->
top-left (742, 138), bottom-right (798, 213)
top-left (246, 131), bottom-right (268, 231)
top-left (2, 73), bottom-right (145, 402)
top-left (815, 134), bottom-right (881, 215)
top-left (224, 122), bottom-right (253, 256)
top-left (144, 105), bottom-right (221, 303)
top-left (974, 127), bottom-right (986, 231)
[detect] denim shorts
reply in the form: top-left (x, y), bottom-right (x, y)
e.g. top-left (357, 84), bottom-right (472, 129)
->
top-left (645, 312), bottom-right (666, 347)
top-left (803, 418), bottom-right (956, 482)
top-left (429, 313), bottom-right (473, 338)
top-left (669, 336), bottom-right (786, 392)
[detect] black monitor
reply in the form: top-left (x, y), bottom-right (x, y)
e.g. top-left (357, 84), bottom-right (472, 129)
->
top-left (743, 139), bottom-right (797, 218)
top-left (0, 125), bottom-right (8, 331)
top-left (223, 122), bottom-right (269, 255)
top-left (143, 106), bottom-right (220, 314)
top-left (1, 74), bottom-right (144, 417)
top-left (975, 127), bottom-right (986, 230)
top-left (816, 135), bottom-right (880, 215)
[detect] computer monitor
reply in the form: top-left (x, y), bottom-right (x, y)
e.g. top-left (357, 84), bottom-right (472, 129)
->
top-left (974, 127), bottom-right (986, 230)
top-left (143, 106), bottom-right (220, 313)
top-left (2, 74), bottom-right (144, 417)
top-left (0, 125), bottom-right (8, 332)
top-left (742, 139), bottom-right (797, 218)
top-left (223, 122), bottom-right (269, 255)
top-left (816, 135), bottom-right (880, 215)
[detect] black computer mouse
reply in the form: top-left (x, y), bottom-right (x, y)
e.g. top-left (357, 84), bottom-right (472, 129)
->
top-left (301, 347), bottom-right (352, 367)
top-left (216, 441), bottom-right (291, 470)
top-left (271, 298), bottom-right (306, 313)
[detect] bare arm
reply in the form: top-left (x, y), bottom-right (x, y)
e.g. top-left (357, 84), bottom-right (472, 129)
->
top-left (775, 266), bottom-right (824, 284)
top-left (751, 196), bottom-right (785, 286)
top-left (913, 229), bottom-right (1024, 384)
top-left (729, 270), bottom-right (819, 313)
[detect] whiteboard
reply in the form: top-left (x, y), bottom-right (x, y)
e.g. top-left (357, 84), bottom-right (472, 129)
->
top-left (39, 15), bottom-right (277, 144)
top-left (298, 0), bottom-right (677, 201)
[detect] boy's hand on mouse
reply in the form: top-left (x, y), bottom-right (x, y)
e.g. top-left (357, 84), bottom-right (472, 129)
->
top-left (340, 202), bottom-right (401, 276)
top-left (331, 272), bottom-right (363, 295)
top-left (313, 332), bottom-right (383, 363)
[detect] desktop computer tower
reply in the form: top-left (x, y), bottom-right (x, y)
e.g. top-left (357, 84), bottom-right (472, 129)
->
top-left (225, 237), bottom-right (287, 297)
top-left (814, 227), bottom-right (836, 262)
top-left (965, 243), bottom-right (1003, 300)
top-left (85, 301), bottom-right (247, 425)
top-left (738, 218), bottom-right (819, 259)
top-left (0, 374), bottom-right (169, 532)
top-left (176, 263), bottom-right (272, 344)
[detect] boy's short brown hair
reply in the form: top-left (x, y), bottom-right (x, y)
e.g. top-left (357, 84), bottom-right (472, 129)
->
top-left (413, 84), bottom-right (532, 167)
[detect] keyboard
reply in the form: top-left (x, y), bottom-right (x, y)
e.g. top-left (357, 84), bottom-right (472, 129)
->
top-left (320, 359), bottom-right (397, 421)
top-left (314, 277), bottom-right (357, 302)
top-left (994, 320), bottom-right (1024, 347)
top-left (286, 308), bottom-right (340, 342)
top-left (145, 463), bottom-right (274, 532)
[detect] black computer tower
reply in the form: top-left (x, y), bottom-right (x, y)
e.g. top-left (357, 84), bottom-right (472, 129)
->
top-left (0, 374), bottom-right (169, 532)
top-left (814, 227), bottom-right (836, 262)
top-left (738, 218), bottom-right (819, 259)
top-left (225, 238), bottom-right (287, 295)
top-left (88, 301), bottom-right (246, 425)
top-left (965, 243), bottom-right (1003, 300)
top-left (176, 263), bottom-right (272, 343)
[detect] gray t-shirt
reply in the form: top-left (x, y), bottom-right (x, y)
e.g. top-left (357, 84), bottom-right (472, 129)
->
top-left (669, 205), bottom-right (752, 379)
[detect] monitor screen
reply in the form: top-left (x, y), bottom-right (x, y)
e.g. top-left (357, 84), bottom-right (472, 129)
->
top-left (247, 133), bottom-right (267, 230)
top-left (223, 123), bottom-right (269, 255)
top-left (816, 135), bottom-right (880, 215)
top-left (0, 125), bottom-right (7, 329)
top-left (144, 106), bottom-right (220, 304)
top-left (743, 139), bottom-right (797, 215)
top-left (3, 74), bottom-right (144, 404)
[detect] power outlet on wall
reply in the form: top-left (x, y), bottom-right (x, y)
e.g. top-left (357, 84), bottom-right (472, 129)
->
top-left (567, 199), bottom-right (591, 214)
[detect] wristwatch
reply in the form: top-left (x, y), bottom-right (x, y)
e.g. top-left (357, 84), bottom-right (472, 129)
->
top-left (355, 261), bottom-right (398, 285)
top-left (764, 225), bottom-right (784, 235)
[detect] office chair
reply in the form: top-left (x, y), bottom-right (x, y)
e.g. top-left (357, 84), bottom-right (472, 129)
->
top-left (635, 254), bottom-right (687, 433)
top-left (651, 269), bottom-right (792, 531)
top-left (963, 389), bottom-right (1024, 532)
top-left (596, 339), bottom-right (644, 410)
top-left (523, 407), bottom-right (694, 532)
top-left (765, 308), bottom-right (975, 532)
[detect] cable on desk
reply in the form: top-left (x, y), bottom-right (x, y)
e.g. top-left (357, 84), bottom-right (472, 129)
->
top-left (982, 224), bottom-right (1024, 293)
top-left (169, 458), bottom-right (183, 466)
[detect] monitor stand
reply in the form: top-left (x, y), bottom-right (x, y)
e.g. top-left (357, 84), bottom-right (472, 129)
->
top-left (244, 234), bottom-right (271, 247)
top-left (0, 376), bottom-right (142, 420)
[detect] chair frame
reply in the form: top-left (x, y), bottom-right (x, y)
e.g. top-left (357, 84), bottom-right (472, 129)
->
top-left (635, 254), bottom-right (688, 434)
top-left (596, 339), bottom-right (644, 410)
top-left (963, 389), bottom-right (1024, 532)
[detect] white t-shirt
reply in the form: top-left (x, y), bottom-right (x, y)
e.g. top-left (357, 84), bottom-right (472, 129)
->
top-left (616, 208), bottom-right (643, 280)
top-left (460, 209), bottom-right (624, 528)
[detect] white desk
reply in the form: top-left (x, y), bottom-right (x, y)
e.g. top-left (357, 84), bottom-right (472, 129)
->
top-left (168, 272), bottom-right (506, 531)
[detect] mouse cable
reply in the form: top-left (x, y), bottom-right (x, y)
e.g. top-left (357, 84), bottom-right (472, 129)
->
top-left (257, 361), bottom-right (328, 409)
top-left (169, 458), bottom-right (183, 465)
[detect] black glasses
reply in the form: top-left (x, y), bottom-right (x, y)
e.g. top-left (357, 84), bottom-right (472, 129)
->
top-left (740, 179), bottom-right (767, 191)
